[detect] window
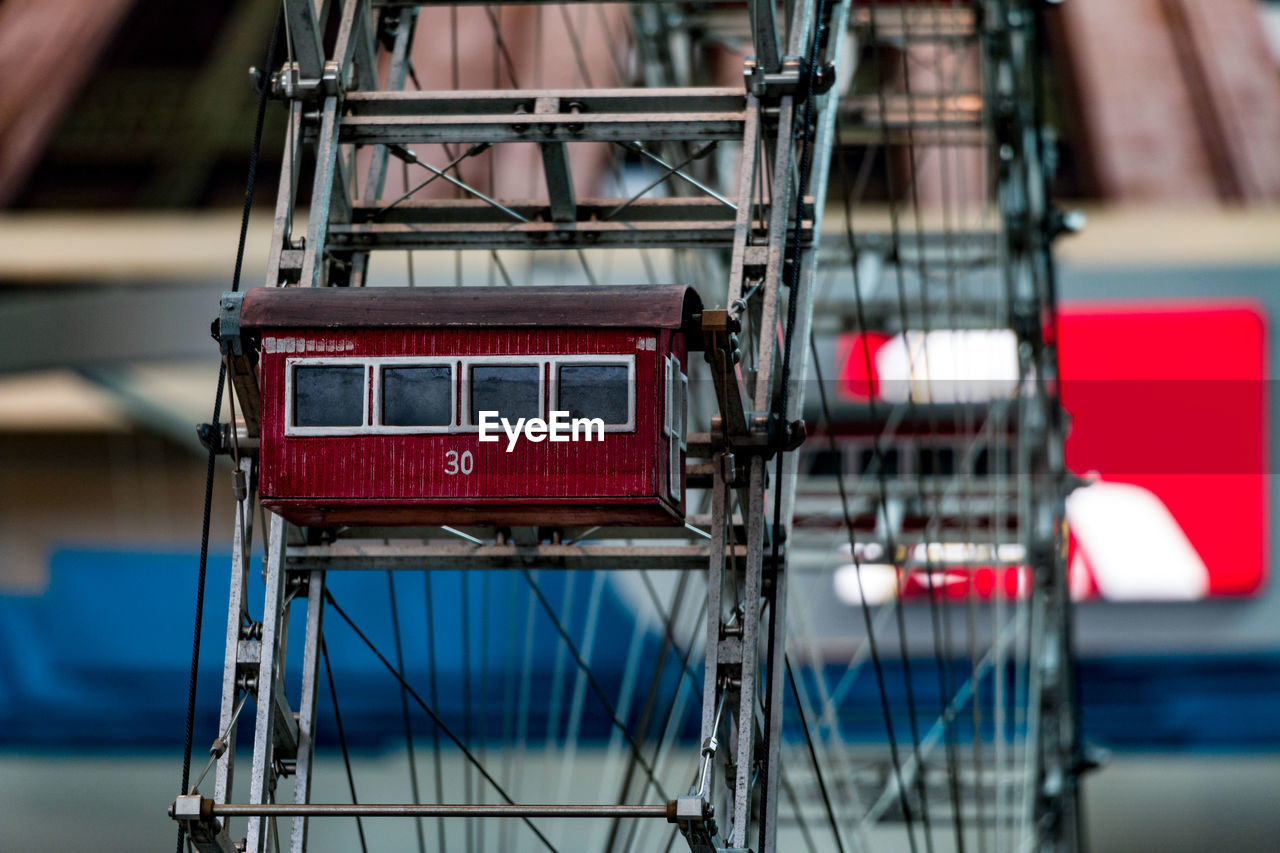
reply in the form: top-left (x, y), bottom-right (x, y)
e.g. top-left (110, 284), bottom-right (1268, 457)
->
top-left (557, 363), bottom-right (630, 425)
top-left (918, 447), bottom-right (955, 477)
top-left (807, 449), bottom-right (844, 476)
top-left (857, 447), bottom-right (900, 477)
top-left (664, 356), bottom-right (688, 497)
top-left (469, 364), bottom-right (541, 423)
top-left (972, 445), bottom-right (1013, 477)
top-left (285, 353), bottom-right (635, 435)
top-left (293, 365), bottom-right (365, 428)
top-left (382, 366), bottom-right (452, 427)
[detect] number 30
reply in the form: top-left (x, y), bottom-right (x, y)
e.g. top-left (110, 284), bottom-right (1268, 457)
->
top-left (444, 450), bottom-right (474, 475)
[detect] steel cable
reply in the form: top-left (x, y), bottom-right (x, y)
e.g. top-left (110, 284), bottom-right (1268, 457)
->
top-left (175, 13), bottom-right (281, 853)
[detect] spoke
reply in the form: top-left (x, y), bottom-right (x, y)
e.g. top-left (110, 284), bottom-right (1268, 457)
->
top-left (602, 142), bottom-right (720, 220)
top-left (385, 572), bottom-right (426, 853)
top-left (387, 144), bottom-right (530, 223)
top-left (324, 591), bottom-right (562, 853)
top-left (519, 569), bottom-right (671, 802)
top-left (620, 141), bottom-right (737, 209)
top-left (320, 638), bottom-right (369, 853)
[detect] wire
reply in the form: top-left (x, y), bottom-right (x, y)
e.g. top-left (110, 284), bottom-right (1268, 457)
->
top-left (785, 655), bottom-right (846, 853)
top-left (321, 637), bottom-right (369, 853)
top-left (890, 3), bottom-right (969, 846)
top-left (175, 14), bottom-right (281, 853)
top-left (386, 571), bottom-right (426, 853)
top-left (518, 569), bottom-right (670, 801)
top-left (422, 573), bottom-right (447, 852)
top-left (810, 334), bottom-right (919, 852)
top-left (323, 591), bottom-right (561, 853)
top-left (761, 1), bottom-right (830, 848)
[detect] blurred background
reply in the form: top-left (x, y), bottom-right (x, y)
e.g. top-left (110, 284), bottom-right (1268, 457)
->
top-left (1, 1), bottom-right (1279, 851)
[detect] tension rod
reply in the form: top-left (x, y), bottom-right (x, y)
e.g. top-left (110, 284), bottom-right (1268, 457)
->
top-left (171, 798), bottom-right (672, 820)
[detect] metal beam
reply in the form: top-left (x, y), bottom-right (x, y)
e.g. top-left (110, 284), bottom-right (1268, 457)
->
top-left (285, 542), bottom-right (750, 572)
top-left (339, 88), bottom-right (746, 145)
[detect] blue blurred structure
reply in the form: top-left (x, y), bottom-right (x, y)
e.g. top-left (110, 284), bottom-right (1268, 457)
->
top-left (2, 548), bottom-right (1278, 752)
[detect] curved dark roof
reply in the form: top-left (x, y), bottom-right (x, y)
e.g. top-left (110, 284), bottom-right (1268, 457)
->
top-left (238, 285), bottom-right (702, 331)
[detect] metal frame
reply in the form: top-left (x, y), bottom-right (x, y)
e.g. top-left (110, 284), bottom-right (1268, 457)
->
top-left (174, 2), bottom-right (1081, 852)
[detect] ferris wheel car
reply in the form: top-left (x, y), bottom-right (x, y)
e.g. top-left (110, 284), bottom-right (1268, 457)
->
top-left (219, 285), bottom-right (700, 527)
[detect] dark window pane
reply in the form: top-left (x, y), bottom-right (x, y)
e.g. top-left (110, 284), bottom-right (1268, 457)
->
top-left (383, 366), bottom-right (452, 426)
top-left (807, 449), bottom-right (843, 476)
top-left (294, 366), bottom-right (364, 427)
top-left (557, 364), bottom-right (629, 425)
top-left (973, 445), bottom-right (1013, 477)
top-left (470, 365), bottom-right (541, 423)
top-left (857, 447), bottom-right (900, 476)
top-left (918, 447), bottom-right (955, 477)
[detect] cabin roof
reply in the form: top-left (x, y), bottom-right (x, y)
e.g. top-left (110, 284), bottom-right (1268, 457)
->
top-left (237, 285), bottom-right (703, 331)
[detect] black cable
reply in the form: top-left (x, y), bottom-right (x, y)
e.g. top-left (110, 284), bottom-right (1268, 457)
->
top-left (322, 637), bottom-right (369, 853)
top-left (518, 569), bottom-right (670, 801)
top-left (604, 570), bottom-right (691, 853)
top-left (866, 5), bottom-right (937, 848)
top-left (761, 2), bottom-right (830, 848)
top-left (781, 767), bottom-right (821, 853)
top-left (423, 573), bottom-right (447, 852)
top-left (892, 3), bottom-right (969, 847)
top-left (617, 586), bottom-right (709, 853)
top-left (324, 591), bottom-right (561, 853)
top-left (461, 571), bottom-right (475, 853)
top-left (785, 655), bottom-right (846, 853)
top-left (811, 333), bottom-right (920, 852)
top-left (175, 14), bottom-right (281, 853)
top-left (386, 571), bottom-right (426, 853)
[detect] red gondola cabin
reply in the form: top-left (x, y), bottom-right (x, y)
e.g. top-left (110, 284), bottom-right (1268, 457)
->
top-left (221, 285), bottom-right (701, 527)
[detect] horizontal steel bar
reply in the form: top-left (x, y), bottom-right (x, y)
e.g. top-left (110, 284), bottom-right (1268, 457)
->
top-left (330, 196), bottom-right (809, 251)
top-left (328, 220), bottom-right (741, 250)
top-left (688, 4), bottom-right (978, 44)
top-left (345, 88), bottom-right (743, 116)
top-left (285, 542), bottom-right (740, 571)
top-left (817, 229), bottom-right (1000, 265)
top-left (372, 0), bottom-right (672, 5)
top-left (356, 196), bottom-right (740, 225)
top-left (340, 89), bottom-right (745, 145)
top-left (840, 93), bottom-right (985, 129)
top-left (341, 115), bottom-right (745, 145)
top-left (849, 6), bottom-right (979, 41)
top-left (200, 803), bottom-right (671, 819)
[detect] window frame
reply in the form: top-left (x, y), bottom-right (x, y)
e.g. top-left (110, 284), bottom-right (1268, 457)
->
top-left (460, 355), bottom-right (548, 431)
top-left (285, 357), bottom-right (372, 436)
top-left (548, 354), bottom-right (637, 433)
top-left (283, 353), bottom-right (639, 437)
top-left (663, 355), bottom-right (688, 497)
top-left (372, 357), bottom-right (458, 433)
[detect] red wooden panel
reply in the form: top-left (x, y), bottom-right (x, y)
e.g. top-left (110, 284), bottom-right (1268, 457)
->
top-left (258, 326), bottom-right (687, 526)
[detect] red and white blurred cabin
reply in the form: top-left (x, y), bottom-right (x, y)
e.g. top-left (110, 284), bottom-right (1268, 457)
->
top-left (227, 285), bottom-right (701, 527)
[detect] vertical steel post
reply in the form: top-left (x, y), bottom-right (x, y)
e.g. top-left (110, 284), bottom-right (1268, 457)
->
top-left (246, 514), bottom-right (287, 853)
top-left (290, 570), bottom-right (327, 853)
top-left (214, 457), bottom-right (256, 814)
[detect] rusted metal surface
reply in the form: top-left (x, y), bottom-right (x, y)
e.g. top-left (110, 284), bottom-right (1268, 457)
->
top-left (239, 285), bottom-right (702, 332)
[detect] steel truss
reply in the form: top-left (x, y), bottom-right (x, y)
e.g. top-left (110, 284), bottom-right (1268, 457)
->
top-left (172, 2), bottom-right (1081, 852)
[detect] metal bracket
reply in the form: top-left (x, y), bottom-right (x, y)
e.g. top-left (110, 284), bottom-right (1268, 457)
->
top-left (218, 292), bottom-right (245, 356)
top-left (216, 291), bottom-right (262, 439)
top-left (273, 60), bottom-right (343, 104)
top-left (667, 795), bottom-right (720, 853)
top-left (745, 55), bottom-right (836, 101)
top-left (171, 795), bottom-right (238, 853)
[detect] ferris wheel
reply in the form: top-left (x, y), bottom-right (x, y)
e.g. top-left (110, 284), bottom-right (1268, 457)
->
top-left (168, 2), bottom-right (1083, 852)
